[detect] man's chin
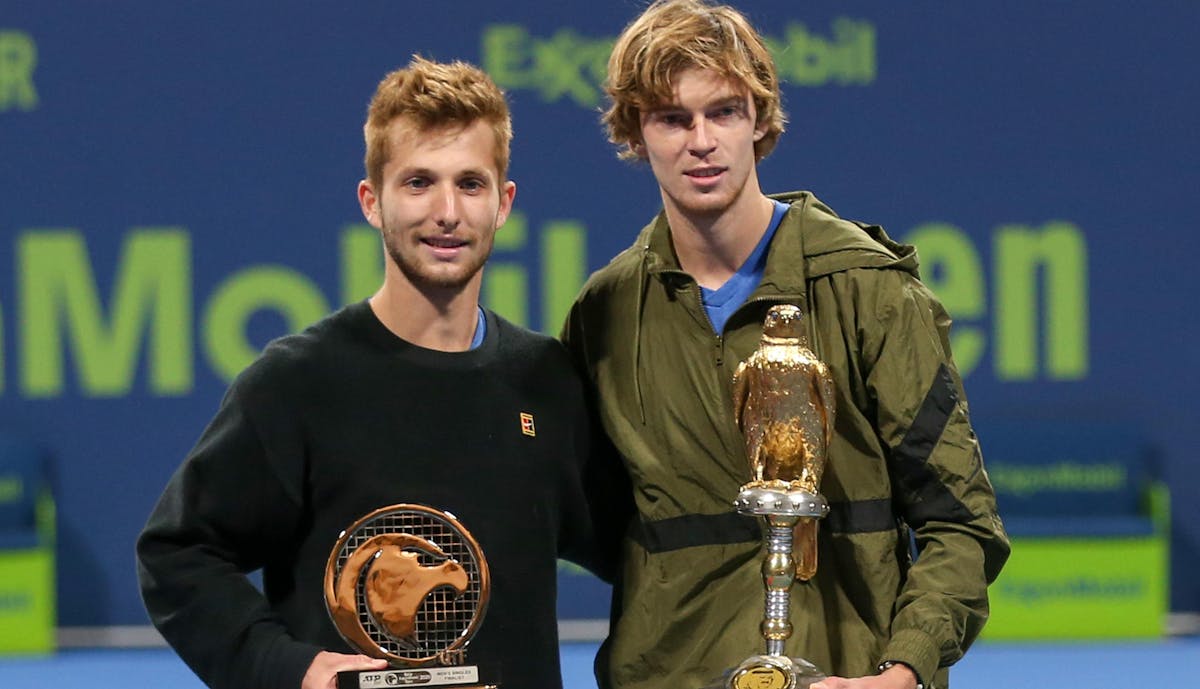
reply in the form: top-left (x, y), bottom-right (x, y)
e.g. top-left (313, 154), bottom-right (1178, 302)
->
top-left (414, 273), bottom-right (474, 291)
top-left (390, 254), bottom-right (486, 292)
top-left (675, 194), bottom-right (735, 218)
top-left (663, 181), bottom-right (733, 207)
top-left (415, 266), bottom-right (487, 293)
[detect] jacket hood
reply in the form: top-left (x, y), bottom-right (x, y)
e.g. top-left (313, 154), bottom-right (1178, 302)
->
top-left (618, 190), bottom-right (919, 423)
top-left (633, 190), bottom-right (920, 287)
top-left (771, 190), bottom-right (920, 280)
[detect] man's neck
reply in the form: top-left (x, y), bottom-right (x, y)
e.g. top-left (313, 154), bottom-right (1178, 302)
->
top-left (368, 273), bottom-right (483, 352)
top-left (663, 188), bottom-right (775, 290)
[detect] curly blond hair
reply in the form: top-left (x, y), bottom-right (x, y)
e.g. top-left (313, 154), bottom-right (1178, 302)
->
top-left (363, 56), bottom-right (513, 189)
top-left (603, 0), bottom-right (786, 161)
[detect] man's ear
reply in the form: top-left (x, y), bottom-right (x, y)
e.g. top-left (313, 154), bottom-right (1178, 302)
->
top-left (357, 179), bottom-right (383, 229)
top-left (494, 180), bottom-right (517, 229)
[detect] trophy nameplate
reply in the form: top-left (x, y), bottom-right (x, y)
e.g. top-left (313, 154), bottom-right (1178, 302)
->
top-left (324, 504), bottom-right (498, 689)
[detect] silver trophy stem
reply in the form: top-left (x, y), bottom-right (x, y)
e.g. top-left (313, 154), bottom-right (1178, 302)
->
top-left (734, 485), bottom-right (829, 658)
top-left (762, 516), bottom-right (798, 656)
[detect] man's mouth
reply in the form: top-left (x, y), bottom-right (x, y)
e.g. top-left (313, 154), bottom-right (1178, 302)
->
top-left (422, 236), bottom-right (468, 249)
top-left (685, 167), bottom-right (726, 179)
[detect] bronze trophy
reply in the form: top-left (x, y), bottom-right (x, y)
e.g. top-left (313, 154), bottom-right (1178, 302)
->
top-left (704, 304), bottom-right (836, 689)
top-left (324, 504), bottom-right (497, 688)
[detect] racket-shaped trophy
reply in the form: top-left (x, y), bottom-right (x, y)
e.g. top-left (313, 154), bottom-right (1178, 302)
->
top-left (324, 504), bottom-right (496, 688)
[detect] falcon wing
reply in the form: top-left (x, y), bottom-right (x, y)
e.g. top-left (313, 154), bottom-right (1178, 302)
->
top-left (731, 359), bottom-right (750, 430)
top-left (814, 362), bottom-right (836, 448)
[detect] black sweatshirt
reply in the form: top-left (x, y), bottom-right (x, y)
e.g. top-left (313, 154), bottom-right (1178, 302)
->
top-left (137, 301), bottom-right (610, 689)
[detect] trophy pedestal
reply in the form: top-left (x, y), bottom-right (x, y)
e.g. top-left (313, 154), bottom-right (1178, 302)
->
top-left (337, 665), bottom-right (498, 688)
top-left (701, 654), bottom-right (825, 689)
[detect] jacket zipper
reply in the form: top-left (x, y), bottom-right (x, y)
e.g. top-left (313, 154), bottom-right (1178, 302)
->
top-left (689, 282), bottom-right (725, 367)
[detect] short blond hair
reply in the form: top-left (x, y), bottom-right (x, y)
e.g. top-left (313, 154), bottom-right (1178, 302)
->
top-left (603, 0), bottom-right (786, 161)
top-left (363, 56), bottom-right (513, 190)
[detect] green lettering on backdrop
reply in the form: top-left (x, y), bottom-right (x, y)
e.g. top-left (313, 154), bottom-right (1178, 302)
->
top-left (765, 20), bottom-right (876, 86)
top-left (905, 221), bottom-right (1089, 380)
top-left (487, 211), bottom-right (530, 326)
top-left (0, 476), bottom-right (21, 503)
top-left (484, 19), bottom-right (876, 106)
top-left (202, 267), bottom-right (329, 381)
top-left (905, 223), bottom-right (986, 376)
top-left (541, 219), bottom-right (586, 334)
top-left (482, 25), bottom-right (612, 107)
top-left (340, 224), bottom-right (382, 305)
top-left (989, 461), bottom-right (1126, 497)
top-left (482, 25), bottom-right (529, 88)
top-left (995, 222), bottom-right (1088, 380)
top-left (0, 30), bottom-right (38, 112)
top-left (2, 218), bottom-right (1085, 395)
top-left (19, 229), bottom-right (192, 397)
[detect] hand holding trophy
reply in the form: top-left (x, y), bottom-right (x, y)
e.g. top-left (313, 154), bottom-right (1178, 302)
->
top-left (324, 504), bottom-right (497, 689)
top-left (705, 304), bottom-right (836, 689)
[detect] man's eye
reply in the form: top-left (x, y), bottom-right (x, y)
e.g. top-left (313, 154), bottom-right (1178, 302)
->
top-left (460, 179), bottom-right (485, 192)
top-left (405, 177), bottom-right (430, 189)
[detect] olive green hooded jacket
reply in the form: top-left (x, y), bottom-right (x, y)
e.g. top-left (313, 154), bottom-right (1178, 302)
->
top-left (562, 191), bottom-right (1009, 689)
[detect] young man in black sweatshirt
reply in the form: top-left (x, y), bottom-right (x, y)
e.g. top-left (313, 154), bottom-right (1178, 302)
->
top-left (137, 56), bottom-right (613, 689)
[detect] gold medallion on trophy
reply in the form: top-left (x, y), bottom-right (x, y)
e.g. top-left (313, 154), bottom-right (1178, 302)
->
top-left (324, 504), bottom-right (496, 688)
top-left (729, 656), bottom-right (792, 689)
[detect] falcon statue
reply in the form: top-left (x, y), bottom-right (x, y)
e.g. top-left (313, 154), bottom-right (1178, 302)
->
top-left (732, 304), bottom-right (836, 580)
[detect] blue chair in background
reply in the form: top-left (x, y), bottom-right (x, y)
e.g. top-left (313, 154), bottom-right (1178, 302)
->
top-left (0, 432), bottom-right (56, 654)
top-left (978, 420), bottom-right (1168, 639)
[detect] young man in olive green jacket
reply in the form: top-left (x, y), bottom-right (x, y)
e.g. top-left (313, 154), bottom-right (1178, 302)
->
top-left (562, 2), bottom-right (1009, 688)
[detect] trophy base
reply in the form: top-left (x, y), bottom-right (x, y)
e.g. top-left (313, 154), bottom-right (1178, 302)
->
top-left (699, 654), bottom-right (825, 689)
top-left (337, 665), bottom-right (498, 688)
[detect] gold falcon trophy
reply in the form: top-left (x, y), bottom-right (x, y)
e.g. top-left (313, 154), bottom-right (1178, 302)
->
top-left (704, 304), bottom-right (836, 689)
top-left (324, 504), bottom-right (497, 689)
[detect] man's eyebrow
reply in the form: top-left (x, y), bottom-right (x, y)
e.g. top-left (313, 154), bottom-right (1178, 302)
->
top-left (456, 167), bottom-right (492, 180)
top-left (709, 95), bottom-right (747, 108)
top-left (646, 102), bottom-right (685, 113)
top-left (649, 95), bottom-right (746, 112)
top-left (392, 165), bottom-right (434, 178)
top-left (392, 166), bottom-right (491, 178)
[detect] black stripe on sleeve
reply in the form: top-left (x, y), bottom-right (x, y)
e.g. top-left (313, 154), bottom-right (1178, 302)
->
top-left (891, 363), bottom-right (975, 526)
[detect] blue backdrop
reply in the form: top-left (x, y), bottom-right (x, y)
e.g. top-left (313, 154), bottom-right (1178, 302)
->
top-left (1, 2), bottom-right (1197, 629)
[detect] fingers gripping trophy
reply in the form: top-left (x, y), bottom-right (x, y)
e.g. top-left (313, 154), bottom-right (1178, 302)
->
top-left (707, 304), bottom-right (836, 689)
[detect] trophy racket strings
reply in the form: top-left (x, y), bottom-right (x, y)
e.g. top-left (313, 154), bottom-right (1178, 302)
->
top-left (335, 509), bottom-right (484, 659)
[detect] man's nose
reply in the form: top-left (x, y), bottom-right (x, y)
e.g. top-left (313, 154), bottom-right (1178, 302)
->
top-left (432, 184), bottom-right (460, 228)
top-left (687, 118), bottom-right (716, 157)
